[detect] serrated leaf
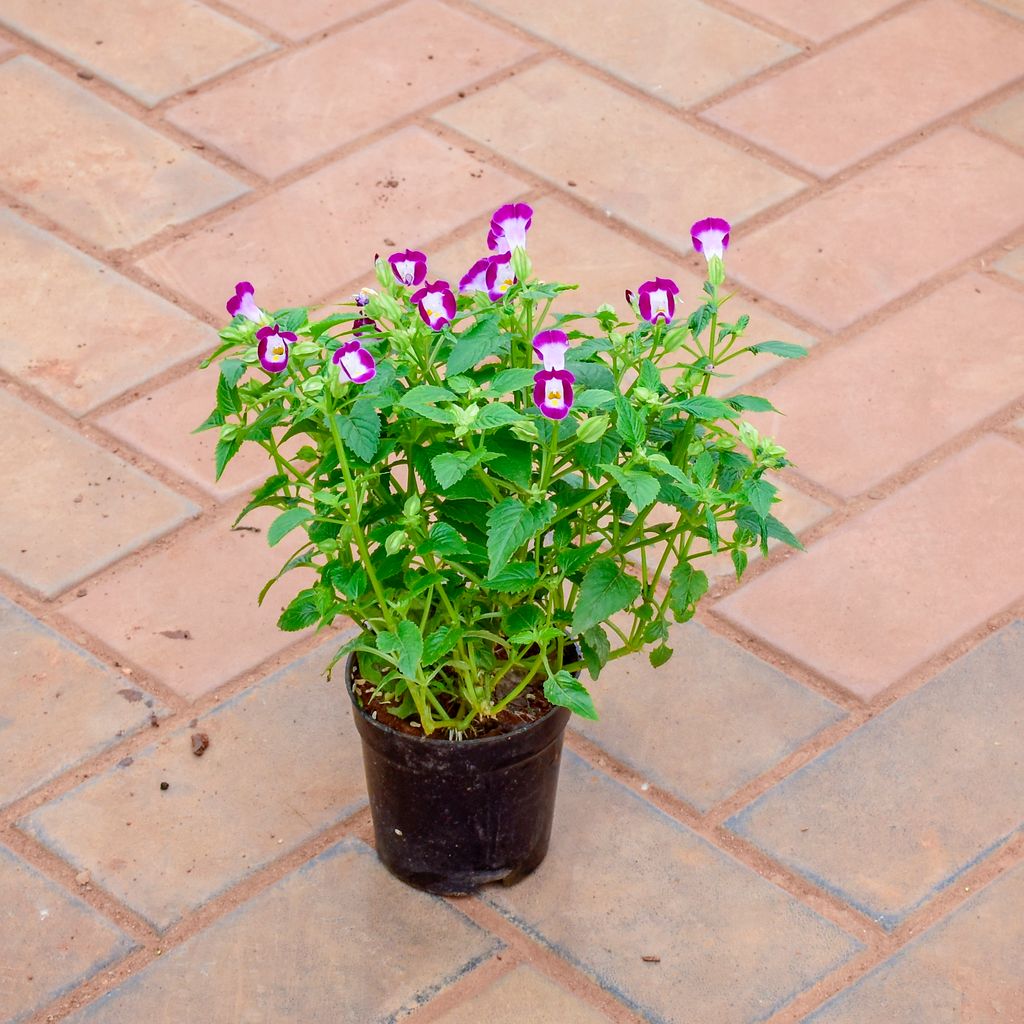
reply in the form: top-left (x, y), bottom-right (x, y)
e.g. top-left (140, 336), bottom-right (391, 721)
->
top-left (678, 395), bottom-right (734, 419)
top-left (746, 478), bottom-right (777, 520)
top-left (447, 315), bottom-right (505, 375)
top-left (728, 394), bottom-right (779, 413)
top-left (234, 473), bottom-right (288, 524)
top-left (278, 588), bottom-right (320, 631)
top-left (566, 360), bottom-right (616, 392)
top-left (603, 465), bottom-right (659, 511)
top-left (731, 547), bottom-right (748, 580)
top-left (580, 623), bottom-right (610, 679)
top-left (479, 562), bottom-right (538, 593)
top-left (667, 562), bottom-right (709, 623)
top-left (267, 506), bottom-right (313, 546)
top-left (486, 499), bottom-right (536, 579)
top-left (275, 307), bottom-right (308, 332)
top-left (220, 357), bottom-right (246, 388)
top-left (423, 626), bottom-right (462, 665)
top-left (419, 522), bottom-right (470, 557)
top-left (766, 513), bottom-right (805, 551)
top-left (193, 407), bottom-right (225, 434)
top-left (216, 373), bottom-right (241, 417)
top-left (614, 394), bottom-right (646, 447)
top-left (704, 507), bottom-right (720, 555)
top-left (693, 451), bottom-right (716, 488)
top-left (503, 604), bottom-right (542, 636)
top-left (334, 401), bottom-right (380, 462)
top-left (557, 540), bottom-right (603, 575)
top-left (571, 559), bottom-right (641, 634)
top-left (544, 671), bottom-right (598, 720)
top-left (476, 403), bottom-right (526, 430)
top-left (395, 620), bottom-right (423, 679)
top-left (574, 389), bottom-right (616, 410)
top-left (748, 340), bottom-right (808, 359)
top-left (487, 368), bottom-right (537, 395)
top-left (431, 452), bottom-right (475, 489)
top-left (309, 312), bottom-right (356, 339)
top-left (214, 436), bottom-right (241, 481)
top-left (649, 643), bottom-right (673, 668)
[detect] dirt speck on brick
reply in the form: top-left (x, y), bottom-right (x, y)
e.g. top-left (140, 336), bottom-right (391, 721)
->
top-left (191, 732), bottom-right (210, 757)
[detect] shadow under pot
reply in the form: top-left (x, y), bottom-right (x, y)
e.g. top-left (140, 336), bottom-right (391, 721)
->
top-left (345, 651), bottom-right (574, 896)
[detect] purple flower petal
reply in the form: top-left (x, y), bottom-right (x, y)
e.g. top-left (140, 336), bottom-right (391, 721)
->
top-left (485, 253), bottom-right (515, 301)
top-left (532, 329), bottom-right (569, 372)
top-left (489, 202), bottom-right (533, 252)
top-left (636, 277), bottom-right (679, 324)
top-left (690, 217), bottom-right (731, 261)
top-left (533, 368), bottom-right (575, 421)
top-left (227, 280), bottom-right (262, 322)
top-left (387, 249), bottom-right (428, 287)
top-left (459, 257), bottom-right (492, 294)
top-left (486, 227), bottom-right (510, 254)
top-left (411, 280), bottom-right (456, 331)
top-left (332, 340), bottom-right (376, 384)
top-left (256, 324), bottom-right (291, 373)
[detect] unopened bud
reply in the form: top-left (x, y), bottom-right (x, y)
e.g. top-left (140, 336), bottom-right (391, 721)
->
top-left (384, 529), bottom-right (407, 555)
top-left (511, 246), bottom-right (532, 285)
top-left (575, 414), bottom-right (610, 444)
top-left (403, 494), bottom-right (421, 517)
top-left (708, 255), bottom-right (725, 288)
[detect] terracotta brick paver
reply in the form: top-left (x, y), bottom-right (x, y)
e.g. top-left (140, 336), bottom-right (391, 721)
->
top-left (3, 0), bottom-right (1024, 1020)
top-left (0, 0), bottom-right (275, 107)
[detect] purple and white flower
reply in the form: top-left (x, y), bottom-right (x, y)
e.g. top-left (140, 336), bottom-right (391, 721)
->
top-left (227, 281), bottom-right (262, 322)
top-left (488, 202), bottom-right (533, 252)
top-left (484, 252), bottom-right (516, 301)
top-left (352, 316), bottom-right (380, 337)
top-left (332, 340), bottom-right (376, 384)
top-left (410, 280), bottom-right (456, 331)
top-left (690, 217), bottom-right (731, 262)
top-left (256, 324), bottom-right (296, 373)
top-left (636, 277), bottom-right (680, 324)
top-left (459, 256), bottom-right (493, 294)
top-left (388, 249), bottom-right (428, 287)
top-left (533, 368), bottom-right (575, 421)
top-left (532, 329), bottom-right (569, 372)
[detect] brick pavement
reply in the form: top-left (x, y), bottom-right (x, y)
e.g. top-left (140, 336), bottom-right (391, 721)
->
top-left (0, 1), bottom-right (1022, 1020)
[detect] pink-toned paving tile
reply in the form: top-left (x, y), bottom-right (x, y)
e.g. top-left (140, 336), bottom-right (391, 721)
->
top-left (22, 639), bottom-right (365, 930)
top-left (217, 0), bottom-right (385, 39)
top-left (0, 846), bottom-right (134, 1024)
top-left (136, 126), bottom-right (527, 318)
top-left (996, 243), bottom-right (1024, 281)
top-left (716, 436), bottom-right (1024, 700)
top-left (704, 0), bottom-right (1024, 177)
top-left (981, 0), bottom-right (1024, 18)
top-left (750, 273), bottom-right (1024, 498)
top-left (0, 391), bottom-right (198, 599)
top-left (60, 506), bottom-right (319, 700)
top-left (0, 209), bottom-right (213, 417)
top-left (974, 88), bottom-right (1024, 148)
top-left (472, 0), bottom-right (796, 106)
top-left (435, 60), bottom-right (805, 255)
top-left (725, 0), bottom-right (908, 42)
top-left (730, 127), bottom-right (1024, 330)
top-left (166, 0), bottom-right (535, 179)
top-left (0, 57), bottom-right (245, 249)
top-left (0, 596), bottom-right (163, 810)
top-left (98, 367), bottom-right (283, 499)
top-left (0, 0), bottom-right (275, 106)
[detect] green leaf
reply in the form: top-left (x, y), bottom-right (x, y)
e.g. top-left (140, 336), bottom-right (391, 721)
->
top-left (731, 547), bottom-right (748, 580)
top-left (748, 340), bottom-right (808, 359)
top-left (766, 513), bottom-right (805, 551)
top-left (580, 624), bottom-right (610, 679)
top-left (704, 507), bottom-right (720, 555)
top-left (689, 303), bottom-right (713, 337)
top-left (447, 315), bottom-right (505, 375)
top-left (193, 407), bottom-right (225, 434)
top-left (667, 562), bottom-right (709, 623)
top-left (614, 394), bottom-right (646, 448)
top-left (603, 465), bottom-right (659, 511)
top-left (431, 452), bottom-right (474, 489)
top-left (234, 473), bottom-right (288, 523)
top-left (220, 357), bottom-right (246, 388)
top-left (278, 588), bottom-right (320, 631)
top-left (649, 643), bottom-right (673, 668)
top-left (571, 558), bottom-right (641, 634)
top-left (423, 626), bottom-right (462, 665)
top-left (275, 307), bottom-right (308, 333)
top-left (476, 403), bottom-right (527, 430)
top-left (486, 499), bottom-right (536, 579)
top-left (216, 373), bottom-right (241, 417)
top-left (728, 394), bottom-right (779, 413)
top-left (399, 385), bottom-right (458, 424)
top-left (503, 604), bottom-right (542, 636)
top-left (574, 389), bottom-right (616, 410)
top-left (488, 433), bottom-right (534, 488)
top-left (395, 620), bottom-right (423, 679)
top-left (309, 312), bottom-right (356, 339)
top-left (544, 671), bottom-right (598, 720)
top-left (479, 562), bottom-right (538, 593)
top-left (334, 401), bottom-right (380, 462)
top-left (557, 540), bottom-right (603, 575)
top-left (638, 359), bottom-right (662, 392)
top-left (487, 368), bottom-right (537, 395)
top-left (420, 522), bottom-right (470, 557)
top-left (746, 478), bottom-right (777, 520)
top-left (566, 360), bottom-right (616, 392)
top-left (268, 507), bottom-right (313, 547)
top-left (214, 436), bottom-right (241, 481)
top-left (678, 395), bottom-right (734, 419)
top-left (693, 451), bottom-right (716, 488)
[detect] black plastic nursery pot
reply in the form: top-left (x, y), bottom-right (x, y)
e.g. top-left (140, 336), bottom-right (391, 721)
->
top-left (345, 653), bottom-right (572, 896)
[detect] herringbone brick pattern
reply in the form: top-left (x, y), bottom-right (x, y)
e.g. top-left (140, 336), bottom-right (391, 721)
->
top-left (1, 1), bottom-right (1022, 1021)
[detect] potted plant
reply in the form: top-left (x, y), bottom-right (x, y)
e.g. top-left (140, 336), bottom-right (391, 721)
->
top-left (201, 205), bottom-right (804, 895)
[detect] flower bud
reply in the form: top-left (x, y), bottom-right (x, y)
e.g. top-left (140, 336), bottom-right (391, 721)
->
top-left (707, 255), bottom-right (725, 288)
top-left (384, 529), bottom-right (407, 555)
top-left (374, 254), bottom-right (391, 288)
top-left (403, 494), bottom-right (421, 517)
top-left (511, 246), bottom-right (532, 285)
top-left (510, 420), bottom-right (540, 443)
top-left (575, 414), bottom-right (610, 444)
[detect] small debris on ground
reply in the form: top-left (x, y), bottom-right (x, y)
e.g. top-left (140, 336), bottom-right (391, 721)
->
top-left (160, 781), bottom-right (169, 791)
top-left (191, 732), bottom-right (210, 757)
top-left (149, 712), bottom-right (160, 728)
top-left (76, 588), bottom-right (87, 597)
top-left (118, 688), bottom-right (143, 703)
top-left (641, 955), bottom-right (661, 963)
top-left (118, 756), bottom-right (133, 768)
top-left (76, 71), bottom-right (94, 80)
top-left (158, 629), bottom-right (191, 640)
top-left (75, 871), bottom-right (91, 886)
